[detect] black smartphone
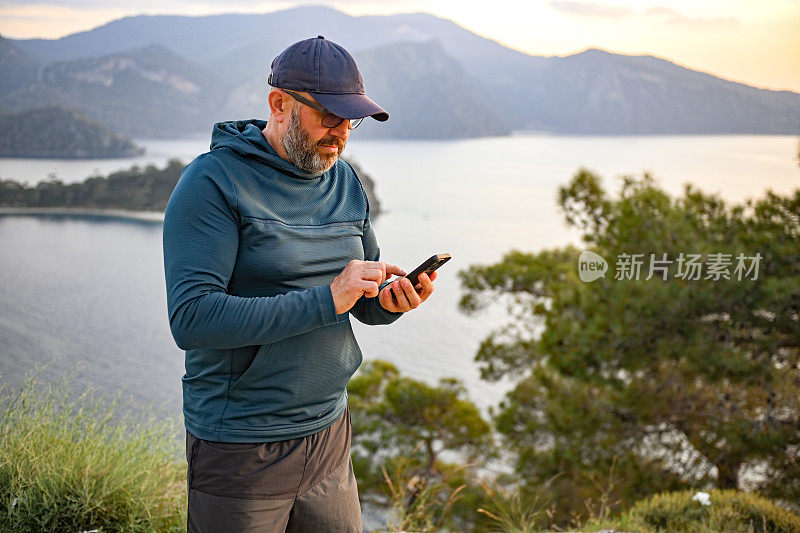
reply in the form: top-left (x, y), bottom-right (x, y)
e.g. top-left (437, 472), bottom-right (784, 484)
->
top-left (403, 253), bottom-right (451, 286)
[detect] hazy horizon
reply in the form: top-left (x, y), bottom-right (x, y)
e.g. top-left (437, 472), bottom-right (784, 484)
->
top-left (1, 1), bottom-right (799, 94)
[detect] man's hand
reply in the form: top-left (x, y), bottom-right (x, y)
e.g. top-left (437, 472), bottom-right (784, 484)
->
top-left (330, 260), bottom-right (406, 314)
top-left (378, 271), bottom-right (437, 313)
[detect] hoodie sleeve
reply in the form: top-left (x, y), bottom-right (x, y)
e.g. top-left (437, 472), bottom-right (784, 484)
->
top-left (163, 155), bottom-right (344, 351)
top-left (348, 192), bottom-right (405, 326)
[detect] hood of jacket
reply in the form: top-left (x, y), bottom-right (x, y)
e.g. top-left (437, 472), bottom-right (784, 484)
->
top-left (210, 119), bottom-right (327, 180)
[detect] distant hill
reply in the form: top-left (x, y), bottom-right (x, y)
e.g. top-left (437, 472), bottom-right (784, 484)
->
top-left (353, 40), bottom-right (510, 138)
top-left (0, 45), bottom-right (227, 138)
top-left (8, 6), bottom-right (800, 136)
top-left (0, 105), bottom-right (143, 158)
top-left (517, 48), bottom-right (800, 134)
top-left (7, 7), bottom-right (548, 86)
top-left (0, 36), bottom-right (42, 96)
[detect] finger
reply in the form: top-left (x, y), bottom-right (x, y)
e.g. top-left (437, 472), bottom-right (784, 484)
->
top-left (383, 263), bottom-right (407, 278)
top-left (363, 261), bottom-right (388, 271)
top-left (412, 271), bottom-right (428, 290)
top-left (378, 261), bottom-right (387, 284)
top-left (398, 278), bottom-right (422, 309)
top-left (414, 272), bottom-right (435, 299)
top-left (413, 271), bottom-right (437, 292)
top-left (360, 280), bottom-right (380, 298)
top-left (361, 261), bottom-right (384, 269)
top-left (362, 267), bottom-right (387, 285)
top-left (379, 286), bottom-right (399, 312)
top-left (390, 280), bottom-right (413, 312)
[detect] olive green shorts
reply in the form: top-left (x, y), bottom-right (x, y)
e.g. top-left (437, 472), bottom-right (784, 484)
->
top-left (185, 405), bottom-right (362, 532)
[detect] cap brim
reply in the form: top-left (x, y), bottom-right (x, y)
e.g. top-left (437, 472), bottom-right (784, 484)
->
top-left (309, 92), bottom-right (389, 122)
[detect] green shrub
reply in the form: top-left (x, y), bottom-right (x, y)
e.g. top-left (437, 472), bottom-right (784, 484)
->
top-left (0, 372), bottom-right (186, 532)
top-left (586, 489), bottom-right (800, 533)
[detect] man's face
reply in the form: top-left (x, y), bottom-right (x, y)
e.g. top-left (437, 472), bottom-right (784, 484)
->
top-left (280, 94), bottom-right (350, 174)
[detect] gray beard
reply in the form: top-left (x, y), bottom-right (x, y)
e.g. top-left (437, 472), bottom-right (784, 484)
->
top-left (280, 107), bottom-right (342, 174)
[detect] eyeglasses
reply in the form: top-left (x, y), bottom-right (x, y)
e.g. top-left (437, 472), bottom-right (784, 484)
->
top-left (281, 89), bottom-right (364, 130)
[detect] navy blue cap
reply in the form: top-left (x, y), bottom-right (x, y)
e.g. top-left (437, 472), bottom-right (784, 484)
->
top-left (268, 36), bottom-right (389, 122)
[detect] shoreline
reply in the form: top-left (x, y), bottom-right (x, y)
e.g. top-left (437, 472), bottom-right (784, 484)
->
top-left (0, 207), bottom-right (164, 223)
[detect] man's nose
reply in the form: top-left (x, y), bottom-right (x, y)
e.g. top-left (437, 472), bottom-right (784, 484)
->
top-left (329, 119), bottom-right (350, 139)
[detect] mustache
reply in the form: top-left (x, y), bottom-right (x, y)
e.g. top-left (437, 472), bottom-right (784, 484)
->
top-left (317, 135), bottom-right (345, 149)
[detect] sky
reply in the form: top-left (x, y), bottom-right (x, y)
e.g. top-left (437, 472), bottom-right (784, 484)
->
top-left (1, 0), bottom-right (799, 92)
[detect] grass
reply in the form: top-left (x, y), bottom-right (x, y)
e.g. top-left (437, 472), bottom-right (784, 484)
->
top-left (0, 369), bottom-right (186, 532)
top-left (378, 442), bottom-right (469, 532)
top-left (476, 480), bottom-right (555, 533)
top-left (3, 368), bottom-right (799, 533)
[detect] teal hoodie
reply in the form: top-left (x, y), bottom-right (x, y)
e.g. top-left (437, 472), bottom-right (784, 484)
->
top-left (163, 119), bottom-right (403, 442)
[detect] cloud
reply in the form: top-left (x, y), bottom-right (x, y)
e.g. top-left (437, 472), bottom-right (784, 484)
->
top-left (644, 7), bottom-right (741, 27)
top-left (548, 1), bottom-right (634, 18)
top-left (548, 2), bottom-right (741, 27)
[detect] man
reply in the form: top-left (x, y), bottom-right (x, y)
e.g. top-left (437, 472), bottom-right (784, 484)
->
top-left (162, 36), bottom-right (436, 532)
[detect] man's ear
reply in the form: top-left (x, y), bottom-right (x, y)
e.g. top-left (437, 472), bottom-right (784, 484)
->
top-left (268, 90), bottom-right (289, 122)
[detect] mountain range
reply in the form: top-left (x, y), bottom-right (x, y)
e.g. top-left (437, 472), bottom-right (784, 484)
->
top-left (0, 105), bottom-right (143, 158)
top-left (4, 5), bottom-right (799, 139)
